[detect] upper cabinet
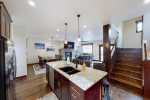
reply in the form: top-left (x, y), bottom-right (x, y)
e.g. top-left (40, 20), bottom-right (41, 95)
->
top-left (0, 2), bottom-right (12, 39)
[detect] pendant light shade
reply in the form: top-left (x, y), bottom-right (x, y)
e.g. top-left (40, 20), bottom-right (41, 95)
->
top-left (64, 23), bottom-right (68, 44)
top-left (77, 14), bottom-right (81, 42)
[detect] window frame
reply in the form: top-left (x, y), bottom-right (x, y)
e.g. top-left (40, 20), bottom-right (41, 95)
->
top-left (82, 43), bottom-right (93, 55)
top-left (99, 44), bottom-right (114, 62)
top-left (136, 20), bottom-right (143, 33)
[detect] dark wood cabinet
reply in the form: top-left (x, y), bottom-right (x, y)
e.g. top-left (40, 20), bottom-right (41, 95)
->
top-left (0, 2), bottom-right (12, 39)
top-left (54, 70), bottom-right (102, 100)
top-left (54, 71), bottom-right (69, 100)
top-left (70, 82), bottom-right (83, 100)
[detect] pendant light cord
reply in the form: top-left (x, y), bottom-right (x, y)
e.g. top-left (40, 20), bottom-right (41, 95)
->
top-left (77, 14), bottom-right (80, 38)
top-left (65, 23), bottom-right (67, 40)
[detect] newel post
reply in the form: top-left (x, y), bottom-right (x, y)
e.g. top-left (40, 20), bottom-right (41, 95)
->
top-left (103, 24), bottom-right (111, 79)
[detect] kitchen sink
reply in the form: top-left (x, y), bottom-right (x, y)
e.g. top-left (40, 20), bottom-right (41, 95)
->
top-left (59, 66), bottom-right (80, 75)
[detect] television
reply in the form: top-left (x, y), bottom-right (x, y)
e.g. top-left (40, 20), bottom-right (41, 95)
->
top-left (64, 42), bottom-right (74, 49)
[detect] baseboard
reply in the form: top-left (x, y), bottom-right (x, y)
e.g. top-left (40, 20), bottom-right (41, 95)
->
top-left (15, 75), bottom-right (27, 80)
top-left (27, 63), bottom-right (39, 66)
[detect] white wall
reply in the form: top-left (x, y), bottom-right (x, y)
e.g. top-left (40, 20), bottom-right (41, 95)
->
top-left (123, 17), bottom-right (142, 48)
top-left (12, 26), bottom-right (27, 77)
top-left (27, 37), bottom-right (64, 64)
top-left (143, 12), bottom-right (150, 51)
top-left (114, 22), bottom-right (123, 48)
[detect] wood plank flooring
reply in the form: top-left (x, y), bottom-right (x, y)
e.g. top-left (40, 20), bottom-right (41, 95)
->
top-left (15, 65), bottom-right (143, 100)
top-left (15, 65), bottom-right (52, 100)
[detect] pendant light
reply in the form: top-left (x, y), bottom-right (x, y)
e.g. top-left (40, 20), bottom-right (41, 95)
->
top-left (77, 14), bottom-right (81, 42)
top-left (64, 23), bottom-right (68, 44)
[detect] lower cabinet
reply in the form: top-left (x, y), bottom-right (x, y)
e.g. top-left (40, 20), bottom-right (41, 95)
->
top-left (54, 70), bottom-right (69, 100)
top-left (54, 70), bottom-right (102, 100)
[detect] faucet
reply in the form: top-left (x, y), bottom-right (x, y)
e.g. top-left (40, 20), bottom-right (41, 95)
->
top-left (75, 55), bottom-right (78, 68)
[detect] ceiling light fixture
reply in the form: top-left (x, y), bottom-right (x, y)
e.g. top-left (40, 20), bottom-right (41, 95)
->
top-left (28, 0), bottom-right (36, 7)
top-left (144, 0), bottom-right (150, 4)
top-left (77, 14), bottom-right (81, 42)
top-left (56, 29), bottom-right (60, 32)
top-left (64, 23), bottom-right (68, 44)
top-left (83, 25), bottom-right (87, 29)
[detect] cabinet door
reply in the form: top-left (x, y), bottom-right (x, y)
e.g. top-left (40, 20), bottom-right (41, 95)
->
top-left (54, 71), bottom-right (61, 100)
top-left (70, 90), bottom-right (80, 100)
top-left (61, 78), bottom-right (69, 100)
top-left (1, 10), bottom-right (6, 37)
top-left (5, 18), bottom-right (10, 38)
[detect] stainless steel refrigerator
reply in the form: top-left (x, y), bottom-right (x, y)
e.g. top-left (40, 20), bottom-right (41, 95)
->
top-left (0, 36), bottom-right (16, 100)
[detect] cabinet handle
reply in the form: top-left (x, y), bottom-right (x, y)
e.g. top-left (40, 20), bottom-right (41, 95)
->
top-left (57, 81), bottom-right (60, 88)
top-left (71, 86), bottom-right (80, 96)
top-left (71, 93), bottom-right (77, 99)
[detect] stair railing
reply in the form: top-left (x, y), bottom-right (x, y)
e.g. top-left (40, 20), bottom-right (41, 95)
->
top-left (144, 43), bottom-right (147, 60)
top-left (109, 35), bottom-right (119, 76)
top-left (109, 26), bottom-right (119, 79)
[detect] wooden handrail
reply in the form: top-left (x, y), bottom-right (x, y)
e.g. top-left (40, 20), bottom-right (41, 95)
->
top-left (144, 43), bottom-right (147, 60)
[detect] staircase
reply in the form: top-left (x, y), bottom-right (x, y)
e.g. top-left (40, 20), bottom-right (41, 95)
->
top-left (110, 48), bottom-right (143, 95)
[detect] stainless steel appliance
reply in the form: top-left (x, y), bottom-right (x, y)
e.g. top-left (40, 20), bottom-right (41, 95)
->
top-left (0, 36), bottom-right (16, 100)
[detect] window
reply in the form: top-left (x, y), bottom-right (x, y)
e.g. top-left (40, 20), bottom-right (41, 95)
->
top-left (82, 43), bottom-right (93, 54)
top-left (99, 45), bottom-right (113, 62)
top-left (136, 20), bottom-right (143, 33)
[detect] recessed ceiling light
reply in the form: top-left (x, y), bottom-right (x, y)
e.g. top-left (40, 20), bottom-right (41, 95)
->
top-left (144, 0), bottom-right (150, 4)
top-left (28, 0), bottom-right (36, 7)
top-left (56, 29), bottom-right (60, 32)
top-left (83, 25), bottom-right (87, 29)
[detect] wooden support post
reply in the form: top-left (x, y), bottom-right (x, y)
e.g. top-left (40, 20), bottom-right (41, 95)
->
top-left (103, 24), bottom-right (111, 79)
top-left (144, 60), bottom-right (150, 99)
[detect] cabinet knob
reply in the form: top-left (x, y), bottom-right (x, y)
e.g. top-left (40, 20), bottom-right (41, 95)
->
top-left (71, 93), bottom-right (77, 99)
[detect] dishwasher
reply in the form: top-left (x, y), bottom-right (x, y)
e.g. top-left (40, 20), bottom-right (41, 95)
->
top-left (49, 66), bottom-right (54, 90)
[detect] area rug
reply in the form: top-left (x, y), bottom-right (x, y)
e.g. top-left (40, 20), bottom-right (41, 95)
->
top-left (33, 64), bottom-right (46, 75)
top-left (37, 92), bottom-right (58, 100)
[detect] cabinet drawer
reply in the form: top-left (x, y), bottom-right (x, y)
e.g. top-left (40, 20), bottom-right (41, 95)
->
top-left (70, 82), bottom-right (83, 98)
top-left (70, 90), bottom-right (81, 100)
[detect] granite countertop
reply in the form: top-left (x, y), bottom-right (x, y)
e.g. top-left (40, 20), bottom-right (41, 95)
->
top-left (47, 61), bottom-right (107, 91)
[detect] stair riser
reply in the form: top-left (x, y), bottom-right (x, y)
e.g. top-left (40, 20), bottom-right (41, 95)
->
top-left (113, 69), bottom-right (142, 79)
top-left (117, 53), bottom-right (142, 58)
top-left (111, 73), bottom-right (142, 85)
top-left (111, 79), bottom-right (143, 95)
top-left (116, 56), bottom-right (142, 61)
top-left (115, 64), bottom-right (142, 73)
top-left (118, 48), bottom-right (142, 51)
top-left (118, 51), bottom-right (142, 54)
top-left (115, 60), bottom-right (141, 66)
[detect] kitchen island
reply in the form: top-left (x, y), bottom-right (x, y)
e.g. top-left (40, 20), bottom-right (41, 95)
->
top-left (47, 61), bottom-right (107, 100)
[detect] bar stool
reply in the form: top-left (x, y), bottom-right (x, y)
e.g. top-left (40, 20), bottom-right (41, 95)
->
top-left (93, 63), bottom-right (110, 100)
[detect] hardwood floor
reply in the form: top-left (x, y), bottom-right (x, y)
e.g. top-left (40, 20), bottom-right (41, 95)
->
top-left (15, 65), bottom-right (143, 100)
top-left (15, 65), bottom-right (52, 100)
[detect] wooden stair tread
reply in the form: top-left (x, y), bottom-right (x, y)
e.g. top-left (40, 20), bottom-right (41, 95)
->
top-left (110, 76), bottom-right (143, 89)
top-left (115, 63), bottom-right (141, 68)
top-left (113, 67), bottom-right (142, 74)
top-left (112, 71), bottom-right (142, 81)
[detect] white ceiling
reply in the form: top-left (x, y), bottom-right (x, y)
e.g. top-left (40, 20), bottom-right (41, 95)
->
top-left (11, 0), bottom-right (150, 41)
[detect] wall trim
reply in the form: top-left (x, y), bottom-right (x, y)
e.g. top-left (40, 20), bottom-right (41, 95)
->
top-left (15, 75), bottom-right (27, 80)
top-left (27, 63), bottom-right (39, 66)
